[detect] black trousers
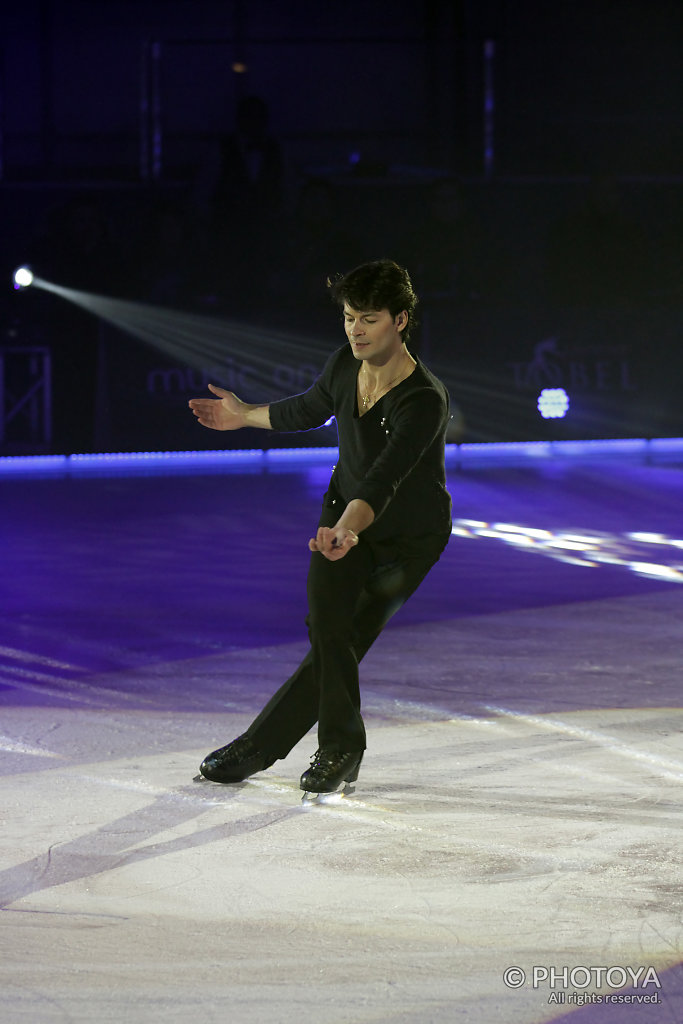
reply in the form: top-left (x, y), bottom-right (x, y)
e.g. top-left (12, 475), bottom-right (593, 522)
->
top-left (245, 502), bottom-right (450, 759)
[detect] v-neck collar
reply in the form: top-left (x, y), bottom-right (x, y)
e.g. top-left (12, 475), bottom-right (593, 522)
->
top-left (354, 357), bottom-right (419, 419)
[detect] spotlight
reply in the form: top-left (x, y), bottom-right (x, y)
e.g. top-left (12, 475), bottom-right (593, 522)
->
top-left (13, 266), bottom-right (34, 289)
top-left (537, 387), bottom-right (569, 419)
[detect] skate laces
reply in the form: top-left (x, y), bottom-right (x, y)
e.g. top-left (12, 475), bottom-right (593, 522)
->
top-left (310, 749), bottom-right (344, 769)
top-left (222, 734), bottom-right (258, 764)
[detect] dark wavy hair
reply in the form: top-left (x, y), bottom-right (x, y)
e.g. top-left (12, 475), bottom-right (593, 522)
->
top-left (328, 259), bottom-right (419, 342)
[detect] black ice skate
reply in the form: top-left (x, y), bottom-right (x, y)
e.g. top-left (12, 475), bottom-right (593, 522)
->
top-left (198, 733), bottom-right (271, 783)
top-left (299, 749), bottom-right (363, 795)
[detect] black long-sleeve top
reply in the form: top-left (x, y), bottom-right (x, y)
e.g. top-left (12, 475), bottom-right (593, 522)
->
top-left (269, 344), bottom-right (452, 540)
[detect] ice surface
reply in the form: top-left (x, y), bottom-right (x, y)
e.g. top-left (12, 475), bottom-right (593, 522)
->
top-left (1, 457), bottom-right (682, 1022)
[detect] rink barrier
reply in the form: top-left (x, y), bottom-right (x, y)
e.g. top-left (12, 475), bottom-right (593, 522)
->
top-left (0, 437), bottom-right (682, 476)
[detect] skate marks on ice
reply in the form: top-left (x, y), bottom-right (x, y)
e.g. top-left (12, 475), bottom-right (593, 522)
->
top-left (1, 708), bottom-right (682, 1023)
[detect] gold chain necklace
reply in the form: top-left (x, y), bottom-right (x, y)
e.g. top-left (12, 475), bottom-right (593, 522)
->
top-left (360, 359), bottom-right (409, 411)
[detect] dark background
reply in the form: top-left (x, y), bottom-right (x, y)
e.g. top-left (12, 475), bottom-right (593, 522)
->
top-left (0, 0), bottom-right (681, 454)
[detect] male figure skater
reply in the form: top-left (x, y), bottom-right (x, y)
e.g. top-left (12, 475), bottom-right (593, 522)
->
top-left (189, 259), bottom-right (452, 793)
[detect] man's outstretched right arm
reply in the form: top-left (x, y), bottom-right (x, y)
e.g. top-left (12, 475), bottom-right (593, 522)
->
top-left (188, 384), bottom-right (272, 431)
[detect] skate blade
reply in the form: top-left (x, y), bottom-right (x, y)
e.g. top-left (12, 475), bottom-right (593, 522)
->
top-left (301, 783), bottom-right (356, 805)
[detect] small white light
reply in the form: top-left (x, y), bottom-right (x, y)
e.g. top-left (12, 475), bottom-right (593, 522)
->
top-left (629, 562), bottom-right (683, 581)
top-left (493, 523), bottom-right (553, 540)
top-left (538, 388), bottom-right (569, 419)
top-left (13, 266), bottom-right (34, 289)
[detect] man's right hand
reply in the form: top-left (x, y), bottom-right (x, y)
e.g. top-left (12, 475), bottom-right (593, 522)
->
top-left (189, 384), bottom-right (248, 431)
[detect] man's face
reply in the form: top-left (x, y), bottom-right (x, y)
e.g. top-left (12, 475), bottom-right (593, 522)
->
top-left (343, 304), bottom-right (407, 364)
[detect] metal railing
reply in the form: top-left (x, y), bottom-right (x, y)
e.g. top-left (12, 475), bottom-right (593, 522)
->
top-left (0, 347), bottom-right (52, 449)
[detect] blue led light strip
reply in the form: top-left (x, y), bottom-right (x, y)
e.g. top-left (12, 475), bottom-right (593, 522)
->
top-left (0, 439), bottom-right (681, 476)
